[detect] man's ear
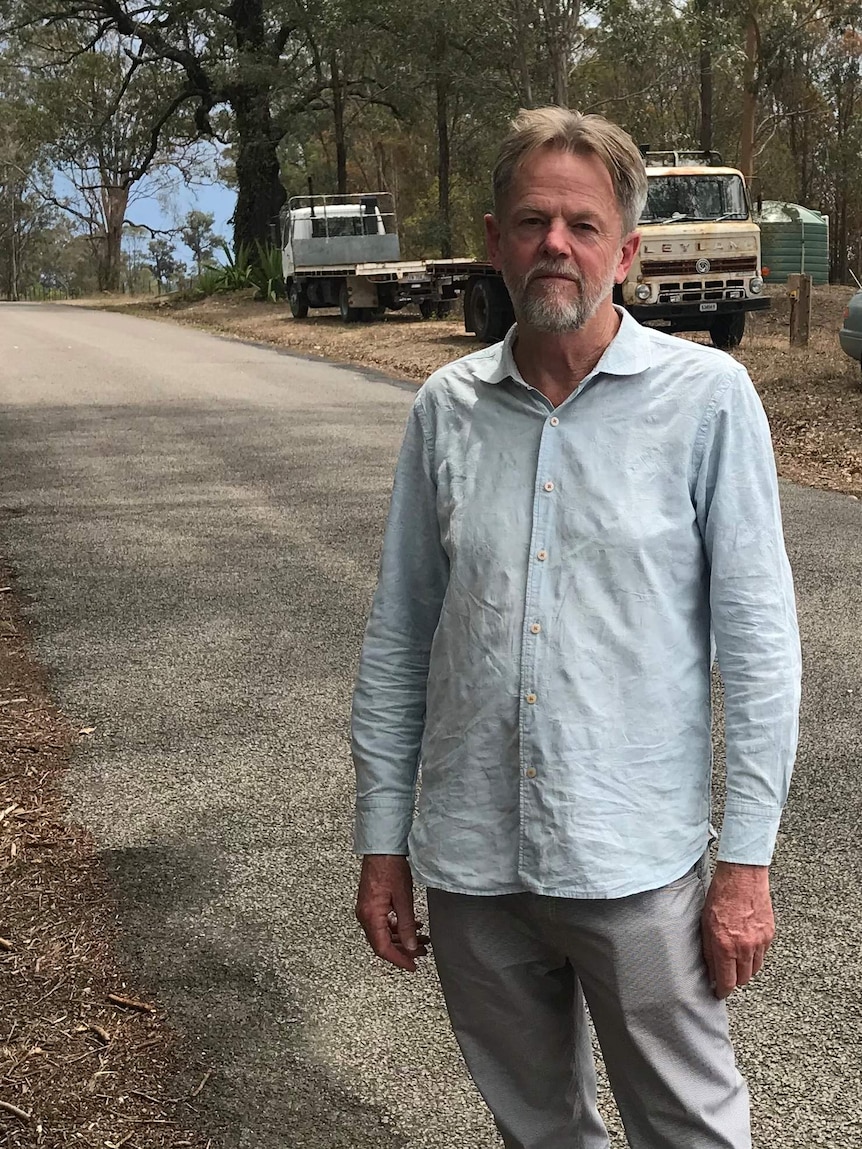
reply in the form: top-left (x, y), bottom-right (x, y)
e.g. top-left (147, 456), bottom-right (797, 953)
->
top-left (615, 230), bottom-right (641, 284)
top-left (484, 213), bottom-right (503, 270)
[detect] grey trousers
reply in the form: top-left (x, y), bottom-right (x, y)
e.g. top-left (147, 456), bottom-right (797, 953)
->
top-left (426, 864), bottom-right (751, 1149)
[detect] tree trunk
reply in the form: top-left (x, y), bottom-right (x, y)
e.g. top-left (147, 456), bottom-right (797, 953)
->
top-left (100, 185), bottom-right (129, 293)
top-left (435, 36), bottom-right (452, 258)
top-left (699, 46), bottom-right (713, 152)
top-left (331, 52), bottom-right (348, 195)
top-left (541, 0), bottom-right (577, 106)
top-left (739, 11), bottom-right (758, 181)
top-left (232, 83), bottom-right (285, 252)
top-left (510, 0), bottom-right (535, 106)
top-left (374, 141), bottom-right (387, 192)
top-left (231, 0), bottom-right (285, 253)
top-left (694, 0), bottom-right (712, 151)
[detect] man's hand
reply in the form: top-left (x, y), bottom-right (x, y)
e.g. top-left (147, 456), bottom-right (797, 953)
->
top-left (701, 861), bottom-right (775, 999)
top-left (356, 854), bottom-right (429, 972)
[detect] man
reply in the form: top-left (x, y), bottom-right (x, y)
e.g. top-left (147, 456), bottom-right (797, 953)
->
top-left (351, 107), bottom-right (801, 1149)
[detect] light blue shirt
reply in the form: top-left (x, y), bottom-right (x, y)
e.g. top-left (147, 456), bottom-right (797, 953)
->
top-left (351, 310), bottom-right (801, 898)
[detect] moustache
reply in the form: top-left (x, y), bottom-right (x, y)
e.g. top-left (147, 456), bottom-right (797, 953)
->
top-left (525, 262), bottom-right (583, 287)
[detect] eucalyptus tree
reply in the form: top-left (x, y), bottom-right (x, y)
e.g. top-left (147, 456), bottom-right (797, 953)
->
top-left (22, 33), bottom-right (207, 291)
top-left (182, 209), bottom-right (223, 276)
top-left (0, 56), bottom-right (55, 298)
top-left (1, 0), bottom-right (330, 254)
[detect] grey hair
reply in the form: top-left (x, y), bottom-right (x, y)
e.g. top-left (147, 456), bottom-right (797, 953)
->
top-left (492, 107), bottom-right (648, 235)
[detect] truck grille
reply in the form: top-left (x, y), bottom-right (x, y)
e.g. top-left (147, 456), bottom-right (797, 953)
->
top-left (640, 256), bottom-right (758, 276)
top-left (656, 278), bottom-right (747, 304)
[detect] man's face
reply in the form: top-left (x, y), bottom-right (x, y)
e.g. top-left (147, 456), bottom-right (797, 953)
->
top-left (485, 147), bottom-right (640, 333)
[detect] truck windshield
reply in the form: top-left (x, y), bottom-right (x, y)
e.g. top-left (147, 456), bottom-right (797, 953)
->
top-left (640, 175), bottom-right (748, 223)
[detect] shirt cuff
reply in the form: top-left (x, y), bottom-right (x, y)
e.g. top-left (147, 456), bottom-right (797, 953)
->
top-left (716, 804), bottom-right (784, 866)
top-left (353, 800), bottom-right (414, 856)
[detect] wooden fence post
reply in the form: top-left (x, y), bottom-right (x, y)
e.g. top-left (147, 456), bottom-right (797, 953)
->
top-left (788, 273), bottom-right (812, 347)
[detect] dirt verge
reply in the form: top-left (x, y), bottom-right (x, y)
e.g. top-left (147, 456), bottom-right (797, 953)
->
top-left (0, 569), bottom-right (217, 1148)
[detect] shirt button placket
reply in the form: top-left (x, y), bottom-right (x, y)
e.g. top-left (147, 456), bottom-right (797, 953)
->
top-left (522, 419), bottom-right (558, 804)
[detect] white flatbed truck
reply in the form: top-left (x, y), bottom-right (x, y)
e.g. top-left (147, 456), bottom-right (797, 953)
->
top-left (281, 193), bottom-right (460, 322)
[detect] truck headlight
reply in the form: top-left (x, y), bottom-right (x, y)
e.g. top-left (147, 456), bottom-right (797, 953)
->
top-left (749, 276), bottom-right (764, 294)
top-left (635, 284), bottom-right (651, 301)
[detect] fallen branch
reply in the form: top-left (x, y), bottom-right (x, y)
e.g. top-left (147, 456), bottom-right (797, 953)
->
top-left (0, 697), bottom-right (28, 706)
top-left (129, 1088), bottom-right (168, 1107)
top-left (65, 1046), bottom-right (105, 1065)
top-left (131, 1036), bottom-right (161, 1052)
top-left (189, 1069), bottom-right (213, 1099)
top-left (106, 993), bottom-right (156, 1013)
top-left (0, 1099), bottom-right (32, 1120)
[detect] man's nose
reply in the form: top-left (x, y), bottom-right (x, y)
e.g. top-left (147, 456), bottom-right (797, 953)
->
top-left (541, 220), bottom-right (572, 258)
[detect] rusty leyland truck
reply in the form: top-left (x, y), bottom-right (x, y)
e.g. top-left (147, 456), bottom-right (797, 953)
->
top-left (458, 148), bottom-right (769, 349)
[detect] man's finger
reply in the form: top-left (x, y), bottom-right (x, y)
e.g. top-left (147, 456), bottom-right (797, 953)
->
top-left (735, 951), bottom-right (755, 988)
top-left (712, 952), bottom-right (738, 999)
top-left (391, 888), bottom-right (419, 955)
top-left (364, 918), bottom-right (418, 972)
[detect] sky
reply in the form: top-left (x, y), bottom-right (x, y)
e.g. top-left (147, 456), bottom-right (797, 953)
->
top-left (129, 179), bottom-right (238, 266)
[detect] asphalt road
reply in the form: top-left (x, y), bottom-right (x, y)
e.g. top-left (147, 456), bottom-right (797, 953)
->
top-left (0, 302), bottom-right (859, 1149)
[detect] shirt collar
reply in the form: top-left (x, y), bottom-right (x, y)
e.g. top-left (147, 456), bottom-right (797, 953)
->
top-left (470, 306), bottom-right (653, 388)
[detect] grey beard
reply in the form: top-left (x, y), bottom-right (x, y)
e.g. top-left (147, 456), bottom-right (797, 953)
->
top-left (506, 262), bottom-right (616, 333)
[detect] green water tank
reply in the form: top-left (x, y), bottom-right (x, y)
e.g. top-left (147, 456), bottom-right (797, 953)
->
top-left (754, 201), bottom-right (830, 286)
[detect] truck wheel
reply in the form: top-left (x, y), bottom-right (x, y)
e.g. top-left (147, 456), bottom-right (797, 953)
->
top-left (469, 277), bottom-right (514, 342)
top-left (710, 312), bottom-right (745, 350)
top-left (288, 279), bottom-right (309, 319)
top-left (339, 281), bottom-right (360, 323)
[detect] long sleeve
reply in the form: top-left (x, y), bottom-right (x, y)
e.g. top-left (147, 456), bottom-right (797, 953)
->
top-left (351, 398), bottom-right (450, 855)
top-left (693, 366), bottom-right (802, 866)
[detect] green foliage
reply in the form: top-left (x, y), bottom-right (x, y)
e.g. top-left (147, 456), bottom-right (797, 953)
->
top-left (195, 241), bottom-right (284, 302)
top-left (251, 242), bottom-right (285, 302)
top-left (181, 210), bottom-right (222, 275)
top-left (148, 237), bottom-right (183, 291)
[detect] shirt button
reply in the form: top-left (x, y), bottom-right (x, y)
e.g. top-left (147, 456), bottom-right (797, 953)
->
top-left (525, 692), bottom-right (537, 704)
top-left (543, 481), bottom-right (555, 492)
top-left (525, 767), bottom-right (537, 779)
top-left (530, 623), bottom-right (541, 634)
top-left (549, 417), bottom-right (560, 426)
top-left (536, 549), bottom-right (547, 561)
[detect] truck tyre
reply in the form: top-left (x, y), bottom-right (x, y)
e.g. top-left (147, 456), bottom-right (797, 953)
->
top-left (468, 276), bottom-right (514, 342)
top-left (709, 311), bottom-right (745, 350)
top-left (287, 279), bottom-right (309, 319)
top-left (339, 281), bottom-right (360, 323)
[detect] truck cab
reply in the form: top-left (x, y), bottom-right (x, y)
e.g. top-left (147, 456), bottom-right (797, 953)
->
top-left (621, 151), bottom-right (769, 349)
top-left (281, 195), bottom-right (400, 280)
